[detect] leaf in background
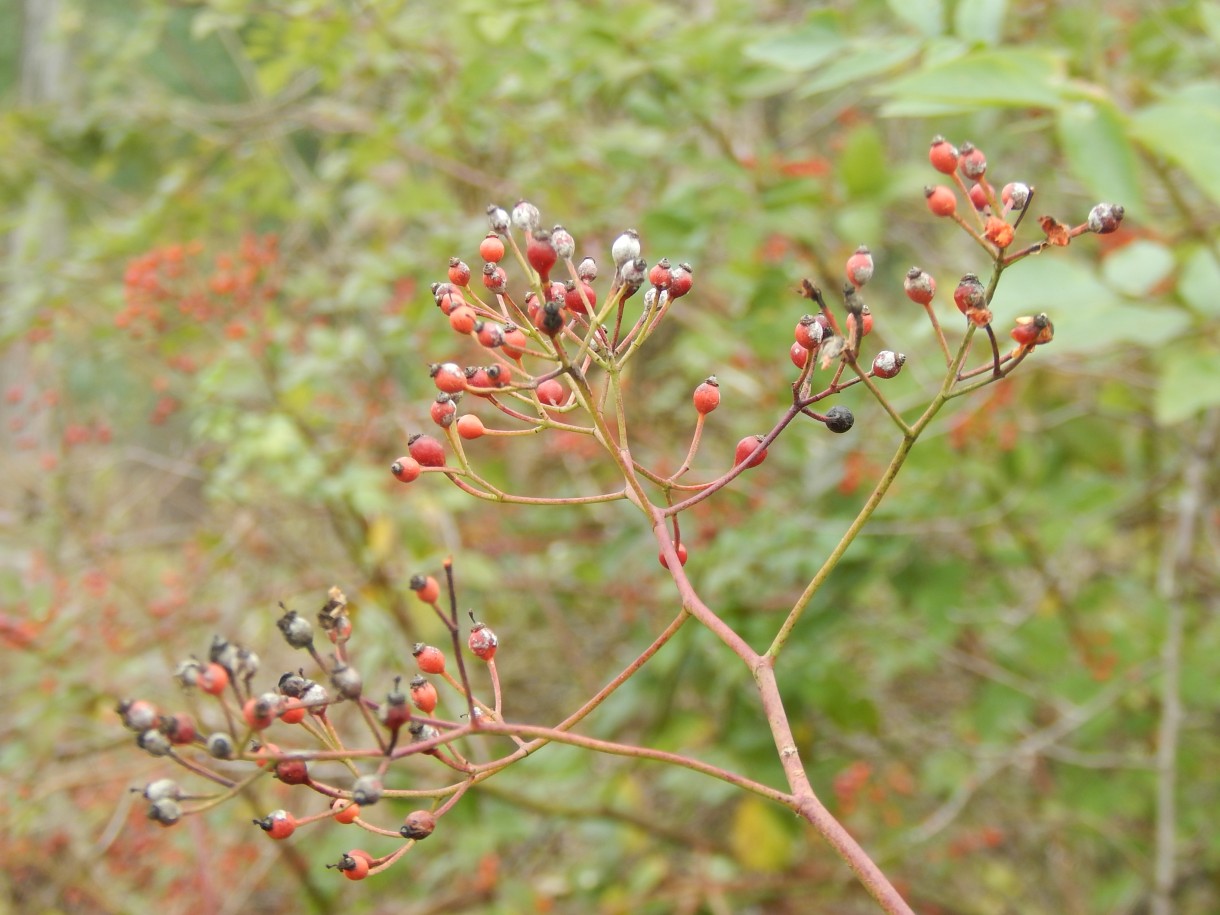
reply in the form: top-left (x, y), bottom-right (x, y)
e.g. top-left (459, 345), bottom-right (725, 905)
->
top-left (743, 15), bottom-right (842, 73)
top-left (730, 797), bottom-right (795, 872)
top-left (837, 124), bottom-right (889, 197)
top-left (886, 0), bottom-right (945, 37)
top-left (1155, 339), bottom-right (1220, 425)
top-left (989, 255), bottom-right (1188, 353)
top-left (1129, 83), bottom-right (1220, 208)
top-left (1056, 100), bottom-right (1145, 218)
top-left (953, 0), bottom-right (1008, 46)
top-left (876, 48), bottom-right (1066, 114)
top-left (1177, 246), bottom-right (1220, 318)
top-left (797, 37), bottom-right (922, 97)
top-left (1100, 240), bottom-right (1174, 298)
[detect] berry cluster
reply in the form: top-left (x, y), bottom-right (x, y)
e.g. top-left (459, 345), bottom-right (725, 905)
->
top-left (119, 572), bottom-right (499, 880)
top-left (120, 139), bottom-right (1121, 905)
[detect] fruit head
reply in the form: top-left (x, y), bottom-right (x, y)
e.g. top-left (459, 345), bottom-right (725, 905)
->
top-left (958, 142), bottom-right (987, 180)
top-left (468, 621), bottom-right (498, 660)
top-left (391, 456), bottom-right (422, 483)
top-left (478, 233), bottom-right (505, 263)
top-left (872, 350), bottom-right (906, 379)
top-left (824, 405), bottom-right (855, 434)
top-left (903, 267), bottom-right (936, 305)
top-left (457, 414), bottom-right (485, 440)
top-left (845, 245), bottom-right (874, 288)
top-left (537, 378), bottom-right (566, 407)
top-left (925, 185), bottom-right (957, 217)
top-left (794, 314), bottom-right (824, 350)
top-left (692, 376), bottom-right (720, 415)
top-left (408, 433), bottom-right (446, 468)
top-left (658, 542), bottom-right (689, 569)
top-left (734, 435), bottom-right (767, 468)
top-left (928, 136), bottom-right (960, 174)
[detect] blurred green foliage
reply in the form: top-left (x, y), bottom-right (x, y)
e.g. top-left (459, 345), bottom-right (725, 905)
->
top-left (2, 0), bottom-right (1219, 913)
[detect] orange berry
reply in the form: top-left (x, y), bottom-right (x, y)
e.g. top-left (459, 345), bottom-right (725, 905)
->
top-left (924, 185), bottom-right (957, 217)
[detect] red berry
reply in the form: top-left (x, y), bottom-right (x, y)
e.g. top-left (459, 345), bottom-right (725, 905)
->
top-left (409, 574), bottom-right (440, 603)
top-left (844, 245), bottom-right (873, 288)
top-left (468, 621), bottom-right (498, 660)
top-left (409, 675), bottom-right (438, 714)
top-left (789, 342), bottom-right (809, 369)
top-left (255, 810), bottom-right (296, 840)
top-left (447, 258), bottom-right (471, 287)
top-left (430, 396), bottom-right (457, 429)
top-left (564, 280), bottom-right (597, 315)
top-left (968, 182), bottom-right (989, 212)
top-left (479, 233), bottom-right (505, 263)
top-left (482, 262), bottom-right (507, 292)
top-left (275, 756), bottom-right (310, 785)
top-left (448, 304), bottom-right (478, 335)
top-left (1001, 182), bottom-right (1030, 211)
top-left (734, 435), bottom-right (767, 469)
top-left (413, 643), bottom-right (446, 675)
top-left (537, 378), bottom-right (566, 407)
top-left (476, 321), bottom-right (505, 349)
top-left (457, 414), bottom-right (485, 440)
top-left (692, 376), bottom-right (720, 415)
top-left (871, 350), bottom-right (906, 379)
top-left (928, 136), bottom-right (960, 174)
top-left (391, 455), bottom-right (422, 483)
top-left (435, 288), bottom-right (465, 316)
top-left (958, 142), bottom-right (987, 180)
top-left (1010, 313), bottom-right (1054, 347)
top-left (526, 228), bottom-right (557, 281)
top-left (400, 810), bottom-right (436, 840)
top-left (408, 433), bottom-right (446, 468)
top-left (159, 712), bottom-right (197, 745)
top-left (659, 543), bottom-right (689, 569)
top-left (431, 362), bottom-right (467, 394)
top-left (846, 305), bottom-right (873, 339)
top-left (501, 324), bottom-right (527, 360)
top-left (198, 662), bottom-right (229, 696)
top-left (253, 741), bottom-right (280, 768)
top-left (794, 314), bottom-right (824, 350)
top-left (668, 263), bottom-right (694, 299)
top-left (953, 274), bottom-right (986, 315)
top-left (279, 705), bottom-right (306, 725)
top-left (380, 679), bottom-right (412, 731)
top-left (331, 799), bottom-right (361, 825)
top-left (337, 852), bottom-right (370, 881)
top-left (649, 257), bottom-right (672, 289)
top-left (244, 694), bottom-right (281, 730)
top-left (925, 185), bottom-right (957, 217)
top-left (903, 267), bottom-right (936, 305)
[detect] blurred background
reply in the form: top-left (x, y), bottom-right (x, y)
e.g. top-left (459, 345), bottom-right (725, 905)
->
top-left (2, 1), bottom-right (1218, 913)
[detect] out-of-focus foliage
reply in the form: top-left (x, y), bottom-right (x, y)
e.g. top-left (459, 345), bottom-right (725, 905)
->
top-left (2, 0), bottom-right (1218, 913)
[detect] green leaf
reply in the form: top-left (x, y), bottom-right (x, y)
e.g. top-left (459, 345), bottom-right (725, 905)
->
top-left (730, 797), bottom-right (795, 872)
top-left (876, 47), bottom-right (1066, 113)
top-left (1056, 100), bottom-right (1145, 218)
top-left (886, 0), bottom-right (945, 37)
top-left (797, 37), bottom-right (923, 97)
top-left (1100, 240), bottom-right (1174, 298)
top-left (954, 0), bottom-right (1008, 45)
top-left (836, 124), bottom-right (888, 197)
top-left (743, 16), bottom-right (842, 73)
top-left (1177, 246), bottom-right (1220, 318)
top-left (1129, 83), bottom-right (1220, 208)
top-left (1155, 338), bottom-right (1220, 425)
top-left (989, 255), bottom-right (1188, 354)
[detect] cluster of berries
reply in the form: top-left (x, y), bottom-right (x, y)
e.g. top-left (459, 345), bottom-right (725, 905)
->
top-left (119, 576), bottom-right (498, 880)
